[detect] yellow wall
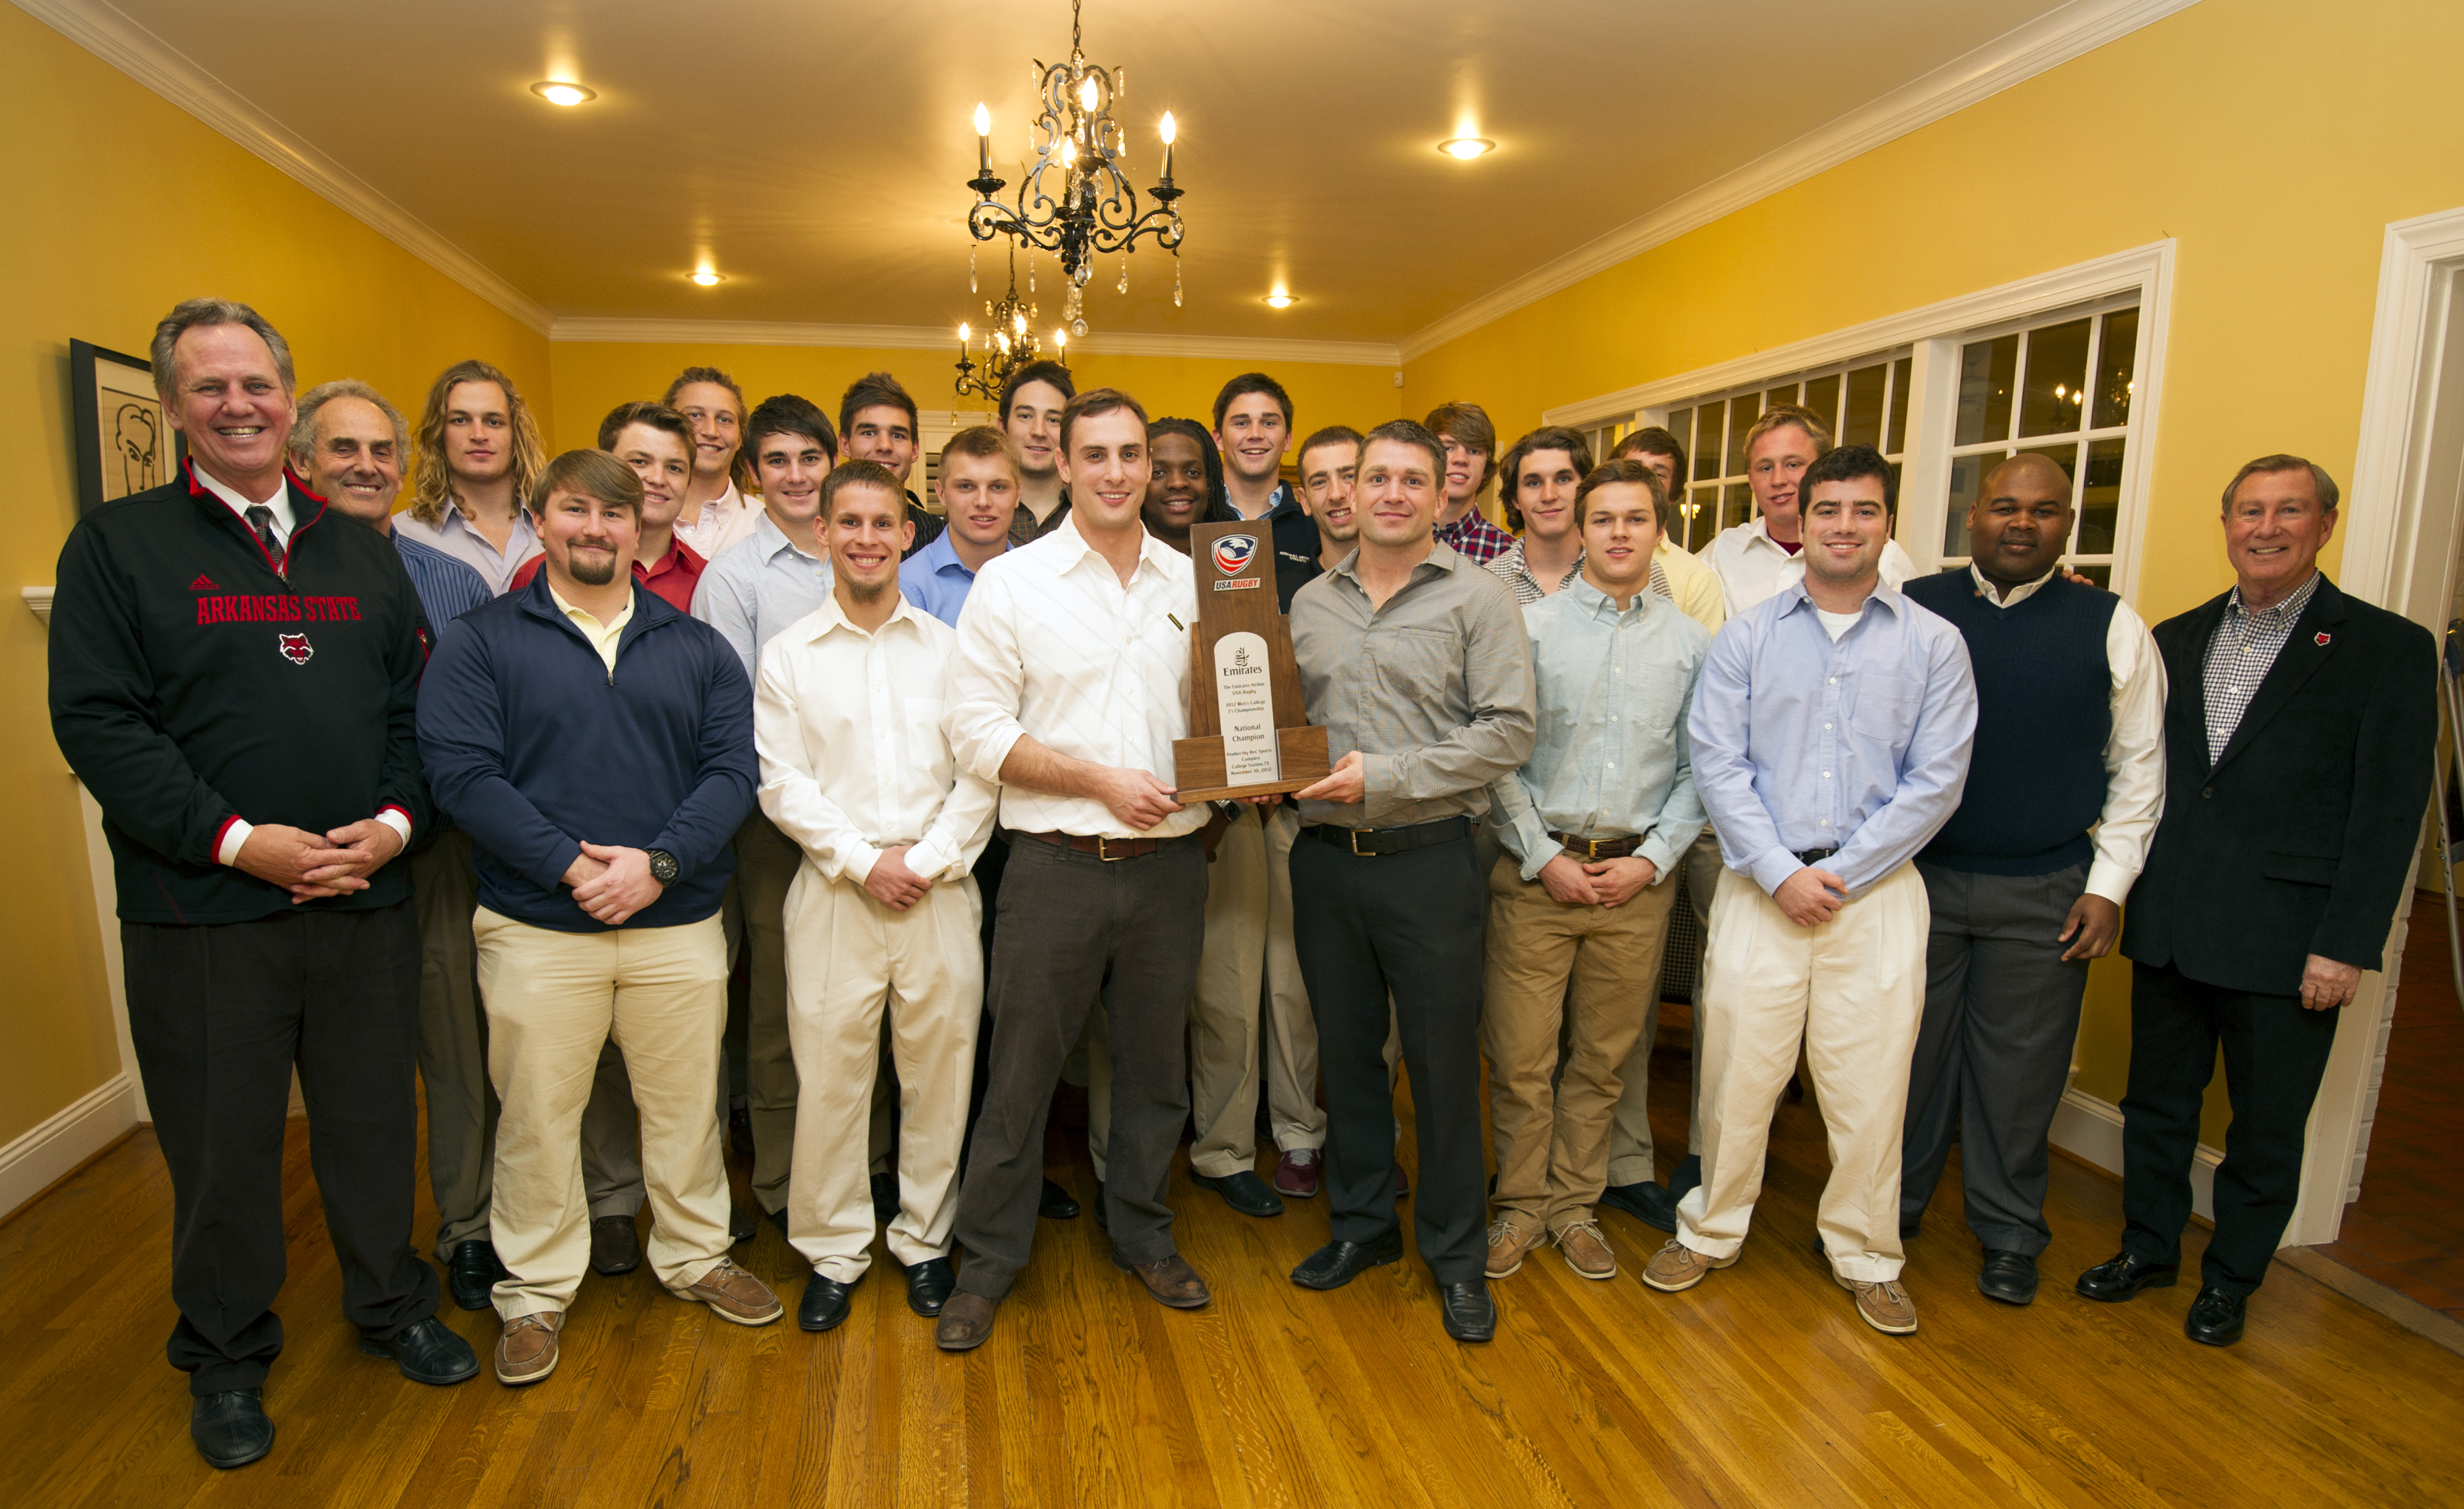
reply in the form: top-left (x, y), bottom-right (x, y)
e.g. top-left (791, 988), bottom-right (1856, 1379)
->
top-left (1403, 0), bottom-right (2464, 1131)
top-left (547, 342), bottom-right (1399, 458)
top-left (0, 4), bottom-right (551, 1147)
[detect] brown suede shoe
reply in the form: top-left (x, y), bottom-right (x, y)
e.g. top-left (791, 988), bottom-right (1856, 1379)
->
top-left (494, 1312), bottom-right (563, 1386)
top-left (1554, 1220), bottom-right (1617, 1281)
top-left (1641, 1238), bottom-right (1737, 1293)
top-left (935, 1291), bottom-right (999, 1351)
top-left (674, 1259), bottom-right (782, 1326)
top-left (1112, 1251), bottom-right (1211, 1309)
top-left (1838, 1273), bottom-right (1919, 1334)
top-left (1485, 1217), bottom-right (1546, 1280)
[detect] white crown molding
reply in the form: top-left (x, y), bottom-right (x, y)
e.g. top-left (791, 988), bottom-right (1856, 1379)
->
top-left (15, 0), bottom-right (554, 334)
top-left (550, 316), bottom-right (1400, 368)
top-left (1398, 0), bottom-right (2201, 362)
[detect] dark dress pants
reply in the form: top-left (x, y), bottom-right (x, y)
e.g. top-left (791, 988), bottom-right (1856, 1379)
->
top-left (122, 900), bottom-right (436, 1395)
top-left (1899, 862), bottom-right (2090, 1255)
top-left (1288, 831), bottom-right (1488, 1286)
top-left (2118, 959), bottom-right (2340, 1294)
top-left (955, 835), bottom-right (1206, 1299)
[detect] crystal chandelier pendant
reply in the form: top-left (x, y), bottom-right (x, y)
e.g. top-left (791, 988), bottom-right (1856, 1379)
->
top-left (1174, 252), bottom-right (1183, 308)
top-left (1118, 257), bottom-right (1129, 296)
top-left (970, 246), bottom-right (977, 294)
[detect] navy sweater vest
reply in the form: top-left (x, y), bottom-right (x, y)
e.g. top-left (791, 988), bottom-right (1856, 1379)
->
top-left (1902, 570), bottom-right (2116, 876)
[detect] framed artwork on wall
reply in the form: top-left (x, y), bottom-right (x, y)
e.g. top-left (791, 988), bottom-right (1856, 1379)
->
top-left (71, 339), bottom-right (183, 516)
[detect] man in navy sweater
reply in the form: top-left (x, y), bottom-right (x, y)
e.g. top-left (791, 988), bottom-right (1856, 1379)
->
top-left (419, 449), bottom-right (780, 1387)
top-left (49, 299), bottom-right (477, 1470)
top-left (1897, 455), bottom-right (2165, 1306)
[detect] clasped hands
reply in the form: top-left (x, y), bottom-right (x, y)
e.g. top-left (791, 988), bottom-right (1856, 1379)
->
top-left (562, 842), bottom-right (664, 926)
top-left (1537, 852), bottom-right (1657, 907)
top-left (235, 819), bottom-right (405, 903)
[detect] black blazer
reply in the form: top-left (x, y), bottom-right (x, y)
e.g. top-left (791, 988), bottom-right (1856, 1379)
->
top-left (2121, 573), bottom-right (2436, 996)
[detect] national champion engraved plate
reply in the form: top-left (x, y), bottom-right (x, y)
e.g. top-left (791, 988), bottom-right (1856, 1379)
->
top-left (1213, 630), bottom-right (1278, 783)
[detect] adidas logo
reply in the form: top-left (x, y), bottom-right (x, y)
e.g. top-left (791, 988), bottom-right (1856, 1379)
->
top-left (188, 574), bottom-right (218, 591)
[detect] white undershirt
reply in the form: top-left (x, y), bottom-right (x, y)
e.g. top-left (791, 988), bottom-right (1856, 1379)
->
top-left (1815, 607), bottom-right (1863, 641)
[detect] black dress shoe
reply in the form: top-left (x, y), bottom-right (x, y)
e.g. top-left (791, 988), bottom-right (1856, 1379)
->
top-left (589, 1214), bottom-right (641, 1275)
top-left (1195, 1169), bottom-right (1285, 1218)
top-left (799, 1271), bottom-right (856, 1333)
top-left (1668, 1154), bottom-right (1702, 1202)
top-left (1040, 1178), bottom-right (1081, 1220)
top-left (729, 1101), bottom-right (756, 1159)
top-left (906, 1257), bottom-right (957, 1317)
top-left (2075, 1250), bottom-right (2178, 1302)
top-left (2184, 1285), bottom-right (2247, 1347)
top-left (447, 1239), bottom-right (506, 1312)
top-left (1976, 1249), bottom-right (2039, 1306)
top-left (1438, 1280), bottom-right (1496, 1343)
top-left (1599, 1180), bottom-right (1680, 1233)
top-left (765, 1204), bottom-right (790, 1235)
top-left (871, 1172), bottom-right (899, 1225)
top-left (1290, 1230), bottom-right (1404, 1291)
top-left (731, 1202), bottom-right (758, 1245)
top-left (1092, 1178), bottom-right (1108, 1231)
top-left (357, 1316), bottom-right (481, 1384)
top-left (191, 1389), bottom-right (274, 1470)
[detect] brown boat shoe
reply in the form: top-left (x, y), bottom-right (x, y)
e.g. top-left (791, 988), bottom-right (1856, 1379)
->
top-left (675, 1259), bottom-right (783, 1326)
top-left (1485, 1217), bottom-right (1546, 1280)
top-left (1554, 1220), bottom-right (1617, 1281)
top-left (1641, 1238), bottom-right (1738, 1293)
top-left (494, 1311), bottom-right (563, 1386)
top-left (1838, 1273), bottom-right (1919, 1334)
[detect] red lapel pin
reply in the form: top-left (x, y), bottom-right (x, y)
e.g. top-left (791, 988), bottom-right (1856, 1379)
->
top-left (2315, 631), bottom-right (2332, 646)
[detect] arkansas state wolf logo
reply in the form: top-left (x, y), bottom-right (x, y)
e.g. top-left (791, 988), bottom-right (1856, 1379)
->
top-left (1213, 533), bottom-right (1258, 576)
top-left (276, 632), bottom-right (314, 666)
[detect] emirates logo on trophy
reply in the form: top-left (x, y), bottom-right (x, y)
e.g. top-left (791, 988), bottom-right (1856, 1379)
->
top-left (1234, 646), bottom-right (1250, 666)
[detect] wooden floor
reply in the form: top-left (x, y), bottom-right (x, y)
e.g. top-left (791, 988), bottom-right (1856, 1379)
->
top-left (5, 1048), bottom-right (2462, 1508)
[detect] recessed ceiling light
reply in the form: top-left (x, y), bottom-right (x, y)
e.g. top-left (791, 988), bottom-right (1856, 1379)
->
top-left (1438, 137), bottom-right (1495, 160)
top-left (1263, 292), bottom-right (1295, 309)
top-left (690, 270), bottom-right (724, 286)
top-left (531, 81), bottom-right (595, 107)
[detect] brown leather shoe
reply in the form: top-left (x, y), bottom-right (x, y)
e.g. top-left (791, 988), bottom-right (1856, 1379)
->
top-left (674, 1259), bottom-right (782, 1326)
top-left (1112, 1250), bottom-right (1211, 1309)
top-left (1554, 1220), bottom-right (1617, 1280)
top-left (935, 1291), bottom-right (999, 1351)
top-left (1838, 1273), bottom-right (1919, 1334)
top-left (589, 1214), bottom-right (641, 1275)
top-left (1641, 1238), bottom-right (1736, 1293)
top-left (1485, 1217), bottom-right (1546, 1279)
top-left (494, 1312), bottom-right (563, 1386)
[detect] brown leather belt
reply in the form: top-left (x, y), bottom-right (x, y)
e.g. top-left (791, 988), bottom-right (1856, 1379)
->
top-left (1014, 829), bottom-right (1176, 861)
top-left (1551, 831), bottom-right (1642, 861)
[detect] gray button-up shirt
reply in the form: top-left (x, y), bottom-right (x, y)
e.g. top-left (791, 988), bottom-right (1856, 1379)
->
top-left (691, 511), bottom-right (834, 679)
top-left (1290, 540), bottom-right (1537, 829)
top-left (1490, 579), bottom-right (1710, 882)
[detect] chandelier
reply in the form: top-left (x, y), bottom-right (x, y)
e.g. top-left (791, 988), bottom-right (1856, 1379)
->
top-left (963, 0), bottom-right (1185, 337)
top-left (954, 247), bottom-right (1068, 402)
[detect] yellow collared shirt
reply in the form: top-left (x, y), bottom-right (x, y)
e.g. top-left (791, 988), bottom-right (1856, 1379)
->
top-left (549, 584), bottom-right (635, 673)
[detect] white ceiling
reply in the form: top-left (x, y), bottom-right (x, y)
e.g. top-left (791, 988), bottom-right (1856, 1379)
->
top-left (71, 0), bottom-right (2105, 346)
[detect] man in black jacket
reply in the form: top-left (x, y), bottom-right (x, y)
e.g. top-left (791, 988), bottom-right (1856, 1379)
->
top-left (48, 299), bottom-right (477, 1470)
top-left (2076, 454), bottom-right (2436, 1346)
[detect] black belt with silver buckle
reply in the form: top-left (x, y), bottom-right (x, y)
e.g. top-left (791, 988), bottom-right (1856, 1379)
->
top-left (1551, 831), bottom-right (1642, 861)
top-left (1301, 815), bottom-right (1471, 857)
top-left (1794, 846), bottom-right (1841, 866)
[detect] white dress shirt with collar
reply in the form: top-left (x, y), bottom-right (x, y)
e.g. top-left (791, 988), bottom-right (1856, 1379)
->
top-left (673, 479), bottom-right (761, 564)
top-left (755, 593), bottom-right (998, 884)
top-left (944, 516), bottom-right (1208, 840)
top-left (1703, 515), bottom-right (1917, 619)
top-left (1965, 563), bottom-right (2168, 905)
top-left (390, 498), bottom-right (542, 596)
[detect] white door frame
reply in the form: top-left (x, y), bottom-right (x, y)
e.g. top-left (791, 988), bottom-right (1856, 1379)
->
top-left (2284, 204), bottom-right (2464, 1244)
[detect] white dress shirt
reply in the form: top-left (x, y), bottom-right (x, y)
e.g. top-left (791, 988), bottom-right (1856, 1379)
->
top-left (945, 517), bottom-right (1207, 839)
top-left (1703, 515), bottom-right (1917, 619)
top-left (1964, 563), bottom-right (2168, 905)
top-left (755, 593), bottom-right (998, 884)
top-left (673, 480), bottom-right (761, 564)
top-left (391, 499), bottom-right (542, 596)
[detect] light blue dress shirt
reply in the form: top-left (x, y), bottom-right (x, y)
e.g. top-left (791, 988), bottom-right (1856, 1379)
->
top-left (1490, 579), bottom-right (1711, 883)
top-left (1688, 583), bottom-right (1977, 899)
top-left (898, 529), bottom-right (993, 628)
top-left (691, 511), bottom-right (834, 678)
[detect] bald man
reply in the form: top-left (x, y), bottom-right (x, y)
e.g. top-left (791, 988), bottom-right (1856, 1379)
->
top-left (1894, 455), bottom-right (2165, 1305)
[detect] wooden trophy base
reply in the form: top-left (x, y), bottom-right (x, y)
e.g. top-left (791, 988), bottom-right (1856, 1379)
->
top-left (1173, 724), bottom-right (1330, 803)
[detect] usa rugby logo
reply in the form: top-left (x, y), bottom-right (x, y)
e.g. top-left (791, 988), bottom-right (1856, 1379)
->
top-left (1213, 534), bottom-right (1258, 576)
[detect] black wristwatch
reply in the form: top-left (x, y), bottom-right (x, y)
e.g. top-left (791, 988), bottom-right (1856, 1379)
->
top-left (645, 848), bottom-right (679, 885)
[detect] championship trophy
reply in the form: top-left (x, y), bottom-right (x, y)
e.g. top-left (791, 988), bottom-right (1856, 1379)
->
top-left (1171, 521), bottom-right (1331, 801)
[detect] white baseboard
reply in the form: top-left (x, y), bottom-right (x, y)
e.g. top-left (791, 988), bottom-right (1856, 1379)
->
top-left (0, 1075), bottom-right (139, 1223)
top-left (2049, 1087), bottom-right (2218, 1223)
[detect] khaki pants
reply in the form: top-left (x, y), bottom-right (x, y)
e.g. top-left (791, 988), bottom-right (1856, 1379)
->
top-left (475, 908), bottom-right (732, 1318)
top-left (1188, 805), bottom-right (1322, 1177)
top-left (1677, 864), bottom-right (1927, 1283)
top-left (1606, 829), bottom-right (1722, 1184)
top-left (410, 832), bottom-right (494, 1257)
top-left (575, 1035), bottom-right (731, 1222)
top-left (733, 812), bottom-right (802, 1215)
top-left (1483, 853), bottom-right (1679, 1232)
top-left (784, 867), bottom-right (982, 1280)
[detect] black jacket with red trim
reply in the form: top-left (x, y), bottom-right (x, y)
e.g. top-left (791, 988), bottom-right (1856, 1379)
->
top-left (49, 460), bottom-right (433, 924)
